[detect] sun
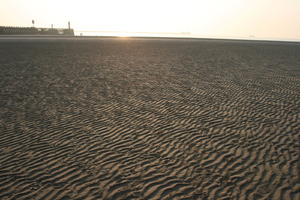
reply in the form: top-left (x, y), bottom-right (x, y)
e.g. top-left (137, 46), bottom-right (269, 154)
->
top-left (116, 32), bottom-right (131, 38)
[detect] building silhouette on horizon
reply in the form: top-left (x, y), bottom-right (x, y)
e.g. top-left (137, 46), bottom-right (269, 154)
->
top-left (0, 21), bottom-right (74, 36)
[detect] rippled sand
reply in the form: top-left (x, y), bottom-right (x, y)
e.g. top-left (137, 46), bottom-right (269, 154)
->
top-left (0, 38), bottom-right (299, 200)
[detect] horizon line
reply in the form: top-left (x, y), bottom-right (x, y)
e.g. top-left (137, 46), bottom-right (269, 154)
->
top-left (0, 34), bottom-right (299, 43)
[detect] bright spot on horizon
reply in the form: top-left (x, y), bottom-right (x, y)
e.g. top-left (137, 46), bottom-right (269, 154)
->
top-left (0, 0), bottom-right (300, 40)
top-left (116, 32), bottom-right (130, 38)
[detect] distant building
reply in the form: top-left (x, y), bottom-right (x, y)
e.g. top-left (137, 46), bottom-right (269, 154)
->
top-left (0, 23), bottom-right (74, 36)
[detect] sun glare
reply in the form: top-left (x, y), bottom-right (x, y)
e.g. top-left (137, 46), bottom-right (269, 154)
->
top-left (116, 32), bottom-right (131, 38)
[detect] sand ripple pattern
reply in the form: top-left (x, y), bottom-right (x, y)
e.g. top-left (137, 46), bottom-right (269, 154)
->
top-left (0, 39), bottom-right (300, 200)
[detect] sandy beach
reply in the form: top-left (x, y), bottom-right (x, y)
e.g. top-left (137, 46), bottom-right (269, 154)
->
top-left (0, 37), bottom-right (299, 199)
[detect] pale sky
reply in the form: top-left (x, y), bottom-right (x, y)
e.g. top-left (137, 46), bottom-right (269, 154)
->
top-left (1, 0), bottom-right (300, 40)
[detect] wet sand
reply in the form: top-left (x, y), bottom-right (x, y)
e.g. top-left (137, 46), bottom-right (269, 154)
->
top-left (0, 38), bottom-right (299, 199)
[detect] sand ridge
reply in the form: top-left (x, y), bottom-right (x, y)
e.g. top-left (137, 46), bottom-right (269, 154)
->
top-left (0, 38), bottom-right (299, 199)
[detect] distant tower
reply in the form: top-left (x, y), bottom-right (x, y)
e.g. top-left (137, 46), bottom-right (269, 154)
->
top-left (32, 20), bottom-right (35, 27)
top-left (51, 24), bottom-right (53, 29)
top-left (68, 21), bottom-right (71, 30)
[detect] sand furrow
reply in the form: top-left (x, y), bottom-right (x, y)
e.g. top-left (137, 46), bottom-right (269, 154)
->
top-left (0, 38), bottom-right (299, 199)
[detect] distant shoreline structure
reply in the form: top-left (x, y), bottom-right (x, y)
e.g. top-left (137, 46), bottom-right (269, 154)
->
top-left (0, 26), bottom-right (74, 36)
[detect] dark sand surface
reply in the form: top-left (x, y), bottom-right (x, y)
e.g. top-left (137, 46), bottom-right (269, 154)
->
top-left (0, 38), bottom-right (299, 200)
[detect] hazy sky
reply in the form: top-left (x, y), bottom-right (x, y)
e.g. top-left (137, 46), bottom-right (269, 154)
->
top-left (1, 0), bottom-right (300, 39)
